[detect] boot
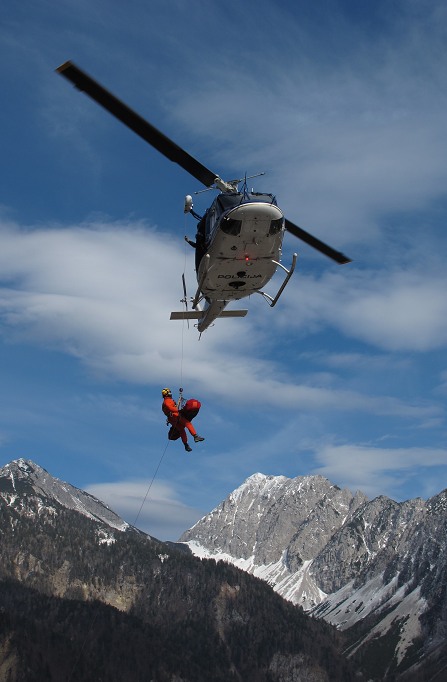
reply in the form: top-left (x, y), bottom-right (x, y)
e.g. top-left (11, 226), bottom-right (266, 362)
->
top-left (194, 435), bottom-right (205, 443)
top-left (184, 443), bottom-right (193, 452)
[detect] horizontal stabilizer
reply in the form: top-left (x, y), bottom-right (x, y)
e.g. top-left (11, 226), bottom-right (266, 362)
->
top-left (170, 310), bottom-right (248, 320)
top-left (171, 311), bottom-right (204, 320)
top-left (218, 310), bottom-right (248, 318)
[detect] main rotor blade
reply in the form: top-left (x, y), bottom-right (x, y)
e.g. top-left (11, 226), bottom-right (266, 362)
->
top-left (182, 273), bottom-right (189, 329)
top-left (284, 219), bottom-right (352, 264)
top-left (56, 61), bottom-right (217, 188)
top-left (182, 273), bottom-right (189, 312)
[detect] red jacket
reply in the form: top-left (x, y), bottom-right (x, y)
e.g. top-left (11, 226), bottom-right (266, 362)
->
top-left (162, 397), bottom-right (178, 417)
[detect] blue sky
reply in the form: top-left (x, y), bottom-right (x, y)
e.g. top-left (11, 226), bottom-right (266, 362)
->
top-left (1, 0), bottom-right (447, 540)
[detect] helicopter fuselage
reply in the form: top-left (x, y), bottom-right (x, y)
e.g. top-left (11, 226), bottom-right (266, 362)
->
top-left (188, 191), bottom-right (288, 331)
top-left (55, 62), bottom-right (350, 335)
top-left (198, 192), bottom-right (284, 301)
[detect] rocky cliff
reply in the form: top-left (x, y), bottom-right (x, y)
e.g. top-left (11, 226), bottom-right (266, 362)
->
top-left (0, 459), bottom-right (356, 682)
top-left (180, 473), bottom-right (368, 608)
top-left (0, 458), bottom-right (136, 532)
top-left (180, 472), bottom-right (447, 680)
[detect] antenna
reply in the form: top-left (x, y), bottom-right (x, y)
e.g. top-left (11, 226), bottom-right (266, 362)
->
top-left (194, 172), bottom-right (265, 195)
top-left (194, 186), bottom-right (217, 195)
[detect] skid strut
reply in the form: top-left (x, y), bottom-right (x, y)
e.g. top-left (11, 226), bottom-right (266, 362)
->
top-left (192, 254), bottom-right (210, 309)
top-left (257, 253), bottom-right (297, 307)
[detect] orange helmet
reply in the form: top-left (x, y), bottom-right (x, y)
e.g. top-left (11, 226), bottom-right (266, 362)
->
top-left (162, 388), bottom-right (172, 398)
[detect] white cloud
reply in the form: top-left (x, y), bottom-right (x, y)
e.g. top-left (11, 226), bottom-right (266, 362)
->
top-left (300, 351), bottom-right (410, 371)
top-left (273, 268), bottom-right (447, 352)
top-left (85, 393), bottom-right (159, 422)
top-left (84, 478), bottom-right (204, 541)
top-left (311, 443), bottom-right (447, 500)
top-left (0, 220), bottom-right (437, 420)
top-left (162, 2), bottom-right (447, 247)
top-left (434, 370), bottom-right (447, 395)
top-left (414, 418), bottom-right (445, 430)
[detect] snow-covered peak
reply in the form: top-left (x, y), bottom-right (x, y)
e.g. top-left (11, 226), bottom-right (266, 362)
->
top-left (179, 470), bottom-right (447, 672)
top-left (242, 472), bottom-right (268, 487)
top-left (229, 473), bottom-right (290, 504)
top-left (0, 459), bottom-right (131, 532)
top-left (180, 471), bottom-right (364, 573)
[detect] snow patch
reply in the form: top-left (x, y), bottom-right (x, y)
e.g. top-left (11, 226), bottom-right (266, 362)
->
top-left (0, 459), bottom-right (131, 533)
top-left (312, 573), bottom-right (401, 629)
top-left (347, 586), bottom-right (427, 665)
top-left (96, 529), bottom-right (116, 546)
top-left (183, 541), bottom-right (326, 610)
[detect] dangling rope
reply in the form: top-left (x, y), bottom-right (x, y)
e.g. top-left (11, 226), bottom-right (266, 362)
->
top-left (133, 438), bottom-right (170, 526)
top-left (67, 433), bottom-right (170, 680)
top-left (135, 215), bottom-right (190, 529)
top-left (180, 212), bottom-right (188, 389)
top-left (69, 222), bottom-right (193, 680)
top-left (67, 601), bottom-right (102, 681)
top-left (134, 215), bottom-right (190, 528)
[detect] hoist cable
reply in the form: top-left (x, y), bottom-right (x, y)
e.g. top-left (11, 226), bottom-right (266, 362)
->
top-left (69, 222), bottom-right (192, 680)
top-left (133, 438), bottom-right (170, 527)
top-left (68, 434), bottom-right (171, 681)
top-left (136, 214), bottom-right (189, 528)
top-left (179, 213), bottom-right (188, 390)
top-left (67, 601), bottom-right (102, 682)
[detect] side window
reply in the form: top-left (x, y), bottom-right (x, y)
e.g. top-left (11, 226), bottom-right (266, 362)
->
top-left (206, 205), bottom-right (217, 239)
top-left (205, 211), bottom-right (213, 240)
top-left (197, 214), bottom-right (207, 237)
top-left (221, 217), bottom-right (242, 236)
top-left (269, 217), bottom-right (283, 235)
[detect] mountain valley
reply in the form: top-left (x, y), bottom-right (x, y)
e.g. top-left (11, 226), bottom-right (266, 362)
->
top-left (1, 459), bottom-right (447, 681)
top-left (180, 472), bottom-right (447, 681)
top-left (0, 459), bottom-right (356, 682)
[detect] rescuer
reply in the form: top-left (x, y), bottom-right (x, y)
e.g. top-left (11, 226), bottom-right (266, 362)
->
top-left (184, 233), bottom-right (206, 270)
top-left (161, 388), bottom-right (204, 452)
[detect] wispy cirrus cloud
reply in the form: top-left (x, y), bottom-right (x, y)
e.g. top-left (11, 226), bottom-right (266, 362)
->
top-left (268, 267), bottom-right (447, 352)
top-left (161, 1), bottom-right (447, 247)
top-left (85, 478), bottom-right (204, 540)
top-left (311, 442), bottom-right (447, 500)
top-left (0, 221), bottom-right (440, 421)
top-left (434, 371), bottom-right (447, 395)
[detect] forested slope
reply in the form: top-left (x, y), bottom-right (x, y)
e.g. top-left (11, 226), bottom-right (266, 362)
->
top-left (0, 491), bottom-right (356, 682)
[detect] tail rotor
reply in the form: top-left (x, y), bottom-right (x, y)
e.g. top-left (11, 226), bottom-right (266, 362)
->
top-left (181, 273), bottom-right (190, 329)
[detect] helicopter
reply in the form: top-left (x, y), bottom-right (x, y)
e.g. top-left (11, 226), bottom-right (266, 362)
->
top-left (56, 61), bottom-right (351, 333)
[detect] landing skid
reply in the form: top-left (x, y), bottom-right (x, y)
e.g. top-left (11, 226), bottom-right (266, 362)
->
top-left (170, 310), bottom-right (248, 320)
top-left (257, 253), bottom-right (297, 307)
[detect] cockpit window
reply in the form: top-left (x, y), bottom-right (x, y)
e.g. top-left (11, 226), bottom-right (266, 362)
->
top-left (217, 194), bottom-right (244, 211)
top-left (221, 217), bottom-right (242, 236)
top-left (216, 192), bottom-right (276, 213)
top-left (248, 193), bottom-right (276, 204)
top-left (269, 217), bottom-right (284, 234)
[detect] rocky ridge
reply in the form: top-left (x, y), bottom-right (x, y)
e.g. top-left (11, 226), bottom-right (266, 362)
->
top-left (0, 460), bottom-right (356, 682)
top-left (180, 472), bottom-right (447, 679)
top-left (180, 472), bottom-right (368, 609)
top-left (0, 458), bottom-right (135, 534)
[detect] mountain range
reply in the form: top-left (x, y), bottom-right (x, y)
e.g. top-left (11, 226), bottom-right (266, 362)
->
top-left (0, 459), bottom-right (357, 682)
top-left (2, 458), bottom-right (447, 680)
top-left (0, 458), bottom-right (135, 532)
top-left (180, 472), bottom-right (447, 680)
